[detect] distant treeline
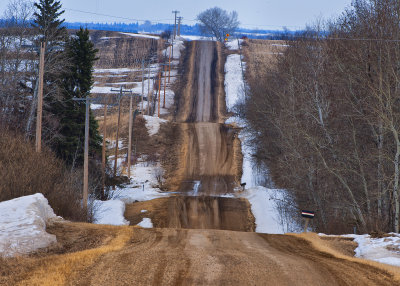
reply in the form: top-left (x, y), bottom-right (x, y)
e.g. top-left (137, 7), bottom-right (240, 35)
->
top-left (0, 17), bottom-right (302, 39)
top-left (63, 21), bottom-right (302, 40)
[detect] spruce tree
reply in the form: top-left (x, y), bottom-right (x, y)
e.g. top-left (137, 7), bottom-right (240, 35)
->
top-left (54, 28), bottom-right (102, 166)
top-left (29, 0), bottom-right (68, 141)
top-left (33, 0), bottom-right (66, 47)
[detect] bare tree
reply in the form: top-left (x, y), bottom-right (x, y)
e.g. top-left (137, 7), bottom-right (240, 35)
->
top-left (197, 7), bottom-right (239, 42)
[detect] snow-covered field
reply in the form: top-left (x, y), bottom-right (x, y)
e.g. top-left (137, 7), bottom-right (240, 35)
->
top-left (0, 194), bottom-right (58, 257)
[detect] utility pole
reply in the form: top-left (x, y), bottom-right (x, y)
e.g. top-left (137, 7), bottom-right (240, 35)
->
top-left (141, 59), bottom-right (145, 113)
top-left (168, 44), bottom-right (172, 83)
top-left (177, 16), bottom-right (183, 36)
top-left (35, 42), bottom-right (45, 152)
top-left (101, 95), bottom-right (108, 198)
top-left (127, 92), bottom-right (133, 178)
top-left (157, 71), bottom-right (161, 117)
top-left (83, 95), bottom-right (89, 208)
top-left (172, 10), bottom-right (179, 39)
top-left (163, 63), bottom-right (167, 108)
top-left (110, 87), bottom-right (132, 178)
top-left (72, 96), bottom-right (102, 208)
top-left (147, 63), bottom-right (151, 115)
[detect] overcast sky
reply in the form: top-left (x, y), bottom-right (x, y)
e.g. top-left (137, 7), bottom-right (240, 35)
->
top-left (0, 0), bottom-right (353, 30)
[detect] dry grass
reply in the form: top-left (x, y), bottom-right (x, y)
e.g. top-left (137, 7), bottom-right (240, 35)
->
top-left (0, 223), bottom-right (133, 286)
top-left (0, 129), bottom-right (86, 221)
top-left (290, 232), bottom-right (400, 282)
top-left (242, 39), bottom-right (287, 81)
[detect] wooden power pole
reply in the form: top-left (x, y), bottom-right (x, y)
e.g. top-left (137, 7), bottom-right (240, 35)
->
top-left (35, 42), bottom-right (45, 152)
top-left (177, 16), bottom-right (183, 36)
top-left (157, 71), bottom-right (161, 117)
top-left (172, 10), bottom-right (179, 39)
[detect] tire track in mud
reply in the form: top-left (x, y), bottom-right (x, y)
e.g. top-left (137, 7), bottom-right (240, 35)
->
top-left (66, 229), bottom-right (398, 285)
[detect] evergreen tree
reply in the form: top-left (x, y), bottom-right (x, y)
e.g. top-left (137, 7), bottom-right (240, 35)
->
top-left (28, 0), bottom-right (68, 141)
top-left (54, 27), bottom-right (102, 166)
top-left (33, 0), bottom-right (66, 47)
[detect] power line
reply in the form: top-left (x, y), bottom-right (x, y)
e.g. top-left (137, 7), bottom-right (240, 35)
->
top-left (64, 7), bottom-right (302, 30)
top-left (64, 7), bottom-right (174, 23)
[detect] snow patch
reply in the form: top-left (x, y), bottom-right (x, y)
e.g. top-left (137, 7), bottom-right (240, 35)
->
top-left (143, 115), bottom-right (167, 136)
top-left (225, 39), bottom-right (243, 50)
top-left (137, 218), bottom-right (153, 228)
top-left (344, 234), bottom-right (400, 267)
top-left (120, 32), bottom-right (160, 40)
top-left (240, 187), bottom-right (284, 234)
top-left (93, 199), bottom-right (129, 226)
top-left (0, 193), bottom-right (57, 257)
top-left (224, 54), bottom-right (246, 112)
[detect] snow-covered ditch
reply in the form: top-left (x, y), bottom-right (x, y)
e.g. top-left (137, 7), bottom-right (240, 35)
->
top-left (0, 193), bottom-right (58, 257)
top-left (224, 38), bottom-right (291, 234)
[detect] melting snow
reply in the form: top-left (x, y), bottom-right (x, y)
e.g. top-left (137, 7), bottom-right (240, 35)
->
top-left (137, 218), bottom-right (153, 228)
top-left (224, 54), bottom-right (246, 112)
top-left (225, 39), bottom-right (243, 50)
top-left (93, 199), bottom-right (129, 226)
top-left (0, 193), bottom-right (58, 257)
top-left (143, 115), bottom-right (167, 136)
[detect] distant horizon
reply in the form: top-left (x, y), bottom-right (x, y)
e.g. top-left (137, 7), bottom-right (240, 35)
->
top-left (0, 0), bottom-right (353, 31)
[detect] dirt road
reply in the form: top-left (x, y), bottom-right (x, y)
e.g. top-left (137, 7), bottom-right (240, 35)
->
top-left (3, 40), bottom-right (400, 286)
top-left (66, 228), bottom-right (396, 285)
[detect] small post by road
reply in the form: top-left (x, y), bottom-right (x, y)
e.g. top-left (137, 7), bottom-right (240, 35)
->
top-left (301, 210), bottom-right (315, 232)
top-left (35, 42), bottom-right (45, 153)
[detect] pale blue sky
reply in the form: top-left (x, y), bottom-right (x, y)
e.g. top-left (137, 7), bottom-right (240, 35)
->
top-left (0, 0), bottom-right (353, 30)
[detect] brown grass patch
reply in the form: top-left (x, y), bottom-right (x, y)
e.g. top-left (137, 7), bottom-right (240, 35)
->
top-left (0, 129), bottom-right (86, 221)
top-left (0, 223), bottom-right (132, 286)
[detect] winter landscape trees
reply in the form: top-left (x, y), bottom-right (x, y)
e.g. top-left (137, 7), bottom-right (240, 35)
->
top-left (197, 7), bottom-right (239, 42)
top-left (244, 0), bottom-right (400, 233)
top-left (0, 0), bottom-right (103, 220)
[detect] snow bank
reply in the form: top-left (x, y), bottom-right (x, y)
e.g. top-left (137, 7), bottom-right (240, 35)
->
top-left (224, 54), bottom-right (246, 112)
top-left (0, 193), bottom-right (57, 257)
top-left (143, 115), bottom-right (167, 136)
top-left (181, 35), bottom-right (212, 41)
top-left (225, 39), bottom-right (243, 50)
top-left (341, 234), bottom-right (400, 267)
top-left (137, 218), bottom-right (153, 228)
top-left (164, 38), bottom-right (185, 60)
top-left (93, 199), bottom-right (129, 226)
top-left (240, 187), bottom-right (284, 234)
